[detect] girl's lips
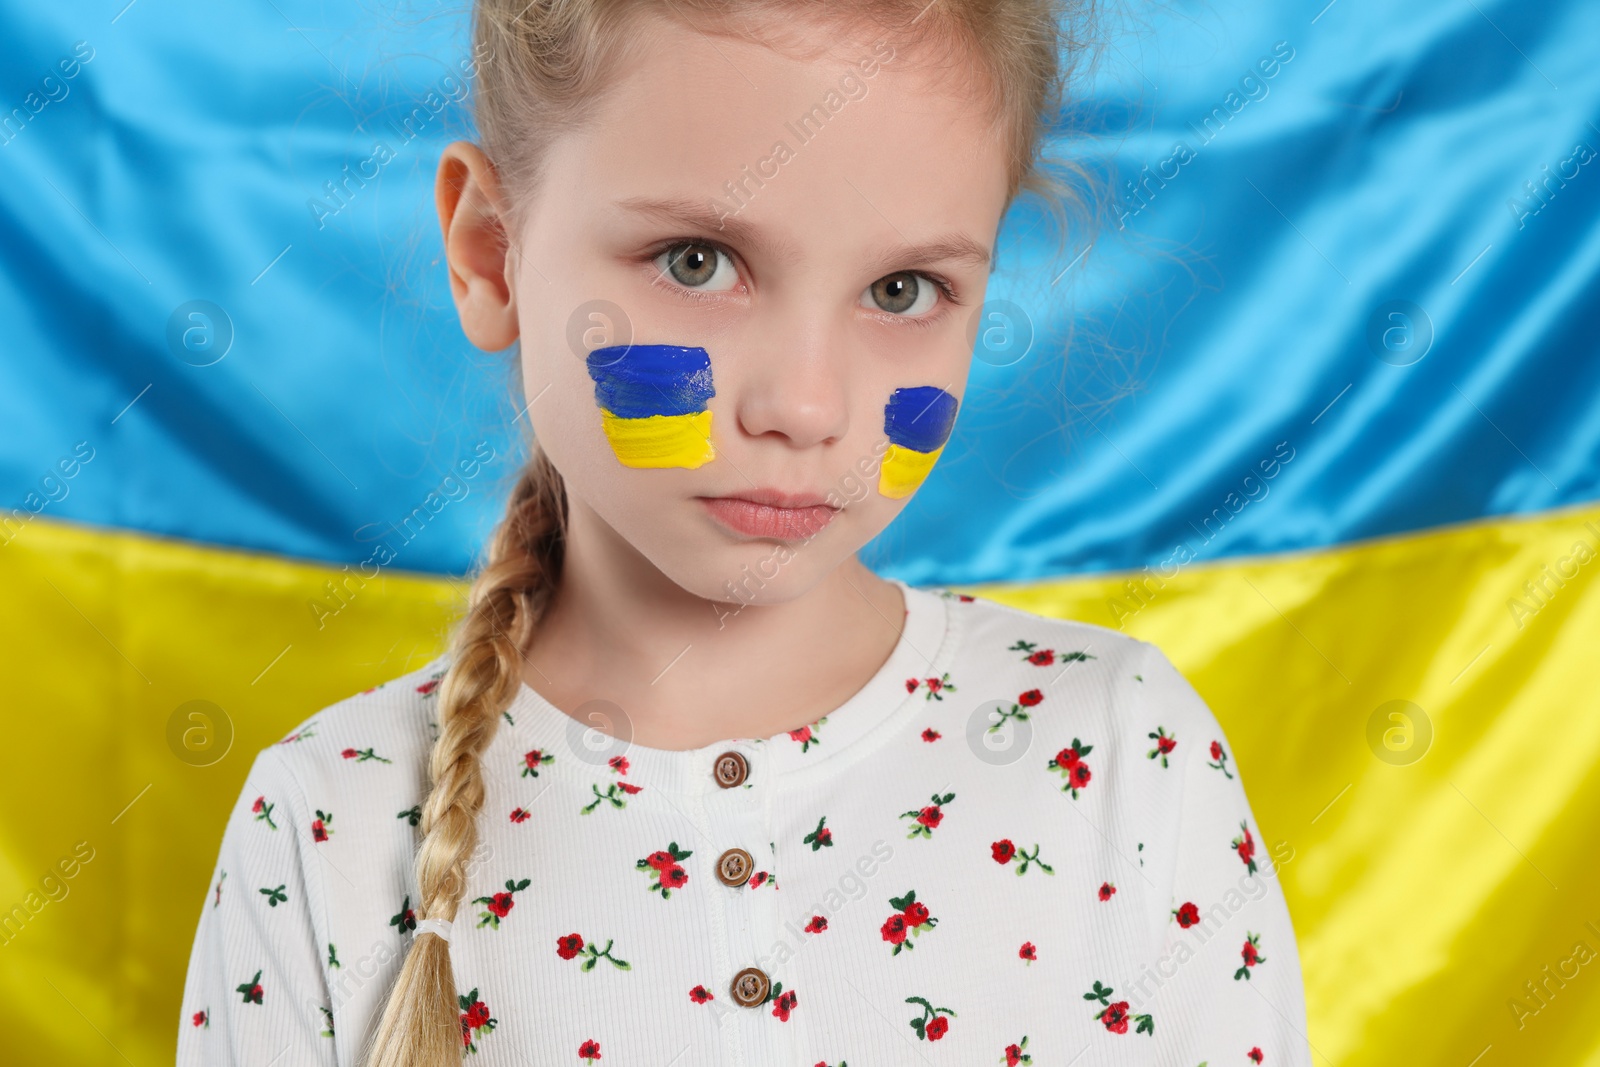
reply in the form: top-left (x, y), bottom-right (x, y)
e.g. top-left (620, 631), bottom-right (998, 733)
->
top-left (700, 496), bottom-right (838, 540)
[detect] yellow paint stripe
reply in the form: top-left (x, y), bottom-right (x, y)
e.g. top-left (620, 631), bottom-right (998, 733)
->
top-left (877, 442), bottom-right (943, 499)
top-left (599, 409), bottom-right (715, 469)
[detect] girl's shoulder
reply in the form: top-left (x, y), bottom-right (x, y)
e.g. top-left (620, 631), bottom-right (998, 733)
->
top-left (257, 654), bottom-right (449, 790)
top-left (927, 585), bottom-right (1214, 737)
top-left (928, 583), bottom-right (1152, 679)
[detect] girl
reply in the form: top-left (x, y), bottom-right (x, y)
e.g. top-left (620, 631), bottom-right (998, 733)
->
top-left (180, 1), bottom-right (1311, 1064)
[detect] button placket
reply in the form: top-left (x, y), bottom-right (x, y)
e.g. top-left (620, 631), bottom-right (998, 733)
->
top-left (704, 745), bottom-right (774, 1021)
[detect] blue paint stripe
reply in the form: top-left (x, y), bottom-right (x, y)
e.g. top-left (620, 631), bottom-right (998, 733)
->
top-left (884, 387), bottom-right (959, 453)
top-left (587, 345), bottom-right (715, 419)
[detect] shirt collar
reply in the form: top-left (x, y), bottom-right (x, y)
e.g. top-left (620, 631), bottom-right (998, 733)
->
top-left (489, 577), bottom-right (958, 798)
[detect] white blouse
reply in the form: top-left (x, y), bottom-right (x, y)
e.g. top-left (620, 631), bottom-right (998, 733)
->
top-left (178, 578), bottom-right (1311, 1066)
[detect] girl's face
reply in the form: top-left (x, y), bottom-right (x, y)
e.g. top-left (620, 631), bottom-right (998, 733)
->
top-left (488, 16), bottom-right (1011, 604)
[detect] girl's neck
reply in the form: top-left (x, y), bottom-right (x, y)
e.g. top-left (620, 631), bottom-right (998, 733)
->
top-left (519, 504), bottom-right (907, 751)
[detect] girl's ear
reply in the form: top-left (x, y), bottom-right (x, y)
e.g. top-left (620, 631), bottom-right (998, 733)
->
top-left (436, 140), bottom-right (519, 351)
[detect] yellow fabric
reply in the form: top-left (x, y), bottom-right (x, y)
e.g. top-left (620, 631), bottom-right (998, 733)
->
top-left (1, 505), bottom-right (1598, 1064)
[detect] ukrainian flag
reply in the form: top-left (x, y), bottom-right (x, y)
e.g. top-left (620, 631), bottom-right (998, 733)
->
top-left (2, 0), bottom-right (1598, 1064)
top-left (878, 385), bottom-right (960, 499)
top-left (586, 343), bottom-right (716, 469)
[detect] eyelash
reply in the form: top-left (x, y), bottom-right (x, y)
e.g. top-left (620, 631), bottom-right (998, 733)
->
top-left (644, 238), bottom-right (962, 324)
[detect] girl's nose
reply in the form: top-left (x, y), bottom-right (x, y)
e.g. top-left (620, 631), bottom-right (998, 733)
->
top-left (728, 310), bottom-right (852, 451)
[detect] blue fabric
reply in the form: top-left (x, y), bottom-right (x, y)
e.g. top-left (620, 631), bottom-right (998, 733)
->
top-left (2, 0), bottom-right (1597, 580)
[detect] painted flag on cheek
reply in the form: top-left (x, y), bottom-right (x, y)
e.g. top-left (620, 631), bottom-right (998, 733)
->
top-left (585, 344), bottom-right (717, 469)
top-left (878, 386), bottom-right (959, 499)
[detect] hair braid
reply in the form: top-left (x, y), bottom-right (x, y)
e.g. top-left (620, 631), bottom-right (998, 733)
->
top-left (363, 446), bottom-right (566, 1066)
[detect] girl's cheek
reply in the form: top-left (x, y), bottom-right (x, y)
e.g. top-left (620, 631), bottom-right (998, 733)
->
top-left (585, 344), bottom-right (717, 469)
top-left (877, 386), bottom-right (959, 499)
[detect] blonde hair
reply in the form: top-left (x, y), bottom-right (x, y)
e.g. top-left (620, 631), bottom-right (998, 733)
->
top-left (364, 2), bottom-right (1100, 1062)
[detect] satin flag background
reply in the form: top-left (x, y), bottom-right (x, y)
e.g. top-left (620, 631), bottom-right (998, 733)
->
top-left (2, 0), bottom-right (1598, 1063)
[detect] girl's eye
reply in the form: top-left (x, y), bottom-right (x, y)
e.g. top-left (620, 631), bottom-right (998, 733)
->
top-left (654, 242), bottom-right (739, 292)
top-left (862, 271), bottom-right (939, 317)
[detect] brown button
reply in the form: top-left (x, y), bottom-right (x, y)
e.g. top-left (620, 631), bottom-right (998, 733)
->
top-left (713, 750), bottom-right (748, 788)
top-left (715, 847), bottom-right (754, 887)
top-left (730, 966), bottom-right (770, 1007)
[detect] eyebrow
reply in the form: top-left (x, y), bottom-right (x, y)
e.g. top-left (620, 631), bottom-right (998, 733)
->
top-left (613, 194), bottom-right (992, 273)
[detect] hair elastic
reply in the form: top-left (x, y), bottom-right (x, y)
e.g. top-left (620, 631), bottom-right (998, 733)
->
top-left (414, 918), bottom-right (452, 943)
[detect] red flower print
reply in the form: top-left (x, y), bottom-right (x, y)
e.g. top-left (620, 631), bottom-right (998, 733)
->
top-left (906, 995), bottom-right (955, 1040)
top-left (457, 989), bottom-right (496, 1052)
top-left (922, 727), bottom-right (941, 742)
top-left (772, 987), bottom-right (798, 1021)
top-left (1019, 941), bottom-right (1036, 962)
top-left (556, 934), bottom-right (629, 971)
top-left (883, 891), bottom-right (938, 954)
top-left (1008, 639), bottom-right (1095, 667)
top-left (1174, 902), bottom-right (1201, 928)
top-left (803, 816), bottom-right (833, 851)
top-left (747, 871), bottom-right (770, 889)
top-left (473, 879), bottom-right (530, 929)
top-left (235, 970), bottom-right (263, 1005)
top-left (1233, 821), bottom-right (1259, 875)
top-left (991, 836), bottom-right (1054, 875)
top-left (1249, 1049), bottom-right (1264, 1064)
top-left (1004, 1036), bottom-right (1033, 1065)
top-left (578, 1039), bottom-right (601, 1060)
top-left (311, 809), bottom-right (334, 842)
top-left (251, 796), bottom-right (277, 830)
top-left (617, 782), bottom-right (642, 795)
top-left (1018, 689), bottom-right (1043, 706)
top-left (192, 1009), bottom-right (208, 1028)
top-left (805, 915), bottom-right (827, 933)
top-left (636, 842), bottom-right (693, 898)
top-left (789, 717), bottom-right (827, 752)
top-left (906, 673), bottom-right (957, 700)
top-left (1098, 881), bottom-right (1116, 901)
top-left (1047, 739), bottom-right (1094, 798)
top-left (608, 755), bottom-right (629, 775)
top-left (509, 807), bottom-right (530, 823)
top-left (417, 676), bottom-right (441, 695)
top-left (341, 746), bottom-right (392, 763)
top-left (389, 896), bottom-right (417, 932)
top-left (341, 748), bottom-right (357, 759)
top-left (1235, 932), bottom-right (1267, 980)
top-left (1147, 727), bottom-right (1177, 767)
top-left (1083, 981), bottom-right (1153, 1035)
top-left (690, 984), bottom-right (713, 1003)
top-left (1209, 740), bottom-right (1235, 778)
top-left (522, 749), bottom-right (553, 778)
top-left (900, 792), bottom-right (955, 839)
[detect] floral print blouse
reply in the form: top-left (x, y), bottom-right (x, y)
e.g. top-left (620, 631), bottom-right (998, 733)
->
top-left (178, 578), bottom-right (1311, 1066)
